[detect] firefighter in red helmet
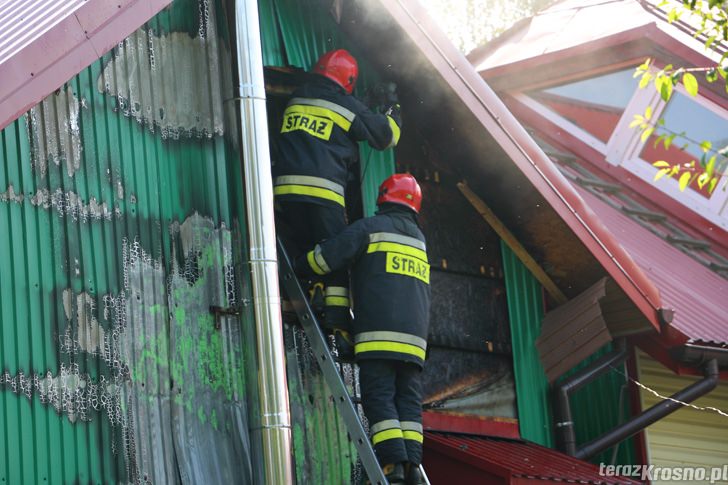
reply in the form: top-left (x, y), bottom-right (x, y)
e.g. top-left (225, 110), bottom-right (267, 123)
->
top-left (273, 48), bottom-right (402, 357)
top-left (296, 174), bottom-right (429, 485)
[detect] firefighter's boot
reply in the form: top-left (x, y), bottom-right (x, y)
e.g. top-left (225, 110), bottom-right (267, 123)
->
top-left (382, 463), bottom-right (405, 485)
top-left (333, 328), bottom-right (355, 363)
top-left (406, 464), bottom-right (426, 485)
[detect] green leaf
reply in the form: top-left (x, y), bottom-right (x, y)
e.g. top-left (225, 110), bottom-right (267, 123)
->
top-left (654, 168), bottom-right (671, 181)
top-left (683, 72), bottom-right (699, 96)
top-left (629, 118), bottom-right (643, 129)
top-left (653, 160), bottom-right (671, 168)
top-left (698, 172), bottom-right (710, 188)
top-left (645, 105), bottom-right (653, 119)
top-left (641, 126), bottom-right (655, 143)
top-left (679, 172), bottom-right (691, 190)
top-left (660, 78), bottom-right (673, 101)
top-left (639, 72), bottom-right (653, 89)
top-left (668, 8), bottom-right (679, 22)
top-left (706, 35), bottom-right (718, 49)
top-left (707, 68), bottom-right (718, 83)
top-left (709, 177), bottom-right (719, 193)
top-left (664, 134), bottom-right (676, 150)
top-left (654, 134), bottom-right (665, 148)
top-left (706, 155), bottom-right (717, 176)
top-left (700, 140), bottom-right (712, 152)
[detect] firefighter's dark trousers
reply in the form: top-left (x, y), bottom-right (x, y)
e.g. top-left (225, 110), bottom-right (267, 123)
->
top-left (358, 359), bottom-right (424, 466)
top-left (275, 200), bottom-right (350, 330)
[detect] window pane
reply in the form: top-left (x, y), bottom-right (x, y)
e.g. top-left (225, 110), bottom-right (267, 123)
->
top-left (529, 68), bottom-right (635, 143)
top-left (639, 91), bottom-right (728, 199)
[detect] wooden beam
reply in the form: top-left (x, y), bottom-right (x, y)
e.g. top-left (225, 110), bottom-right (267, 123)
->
top-left (457, 182), bottom-right (568, 305)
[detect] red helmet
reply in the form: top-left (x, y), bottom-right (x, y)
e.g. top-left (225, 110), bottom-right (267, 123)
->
top-left (312, 49), bottom-right (358, 94)
top-left (377, 173), bottom-right (422, 213)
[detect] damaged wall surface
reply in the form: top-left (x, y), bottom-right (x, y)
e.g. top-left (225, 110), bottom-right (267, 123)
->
top-left (0, 0), bottom-right (261, 483)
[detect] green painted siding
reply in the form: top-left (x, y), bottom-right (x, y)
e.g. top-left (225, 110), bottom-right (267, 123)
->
top-left (502, 243), bottom-right (635, 465)
top-left (0, 0), bottom-right (260, 483)
top-left (501, 242), bottom-right (553, 447)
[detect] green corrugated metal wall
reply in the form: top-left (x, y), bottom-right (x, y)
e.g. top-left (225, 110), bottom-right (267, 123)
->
top-left (501, 243), bottom-right (635, 465)
top-left (1, 1), bottom-right (260, 483)
top-left (501, 242), bottom-right (553, 447)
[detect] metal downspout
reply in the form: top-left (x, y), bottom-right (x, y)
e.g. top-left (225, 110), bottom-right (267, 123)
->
top-left (232, 0), bottom-right (293, 482)
top-left (554, 342), bottom-right (629, 456)
top-left (575, 358), bottom-right (719, 460)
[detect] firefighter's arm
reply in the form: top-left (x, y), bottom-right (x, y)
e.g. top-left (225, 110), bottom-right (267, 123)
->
top-left (348, 97), bottom-right (401, 150)
top-left (295, 220), bottom-right (369, 277)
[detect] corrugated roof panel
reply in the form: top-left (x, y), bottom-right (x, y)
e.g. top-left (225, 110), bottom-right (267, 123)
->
top-left (0, 0), bottom-right (173, 132)
top-left (426, 432), bottom-right (643, 484)
top-left (577, 188), bottom-right (728, 345)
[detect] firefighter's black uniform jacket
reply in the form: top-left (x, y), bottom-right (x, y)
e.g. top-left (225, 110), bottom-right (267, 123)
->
top-left (273, 76), bottom-right (401, 208)
top-left (296, 204), bottom-right (431, 367)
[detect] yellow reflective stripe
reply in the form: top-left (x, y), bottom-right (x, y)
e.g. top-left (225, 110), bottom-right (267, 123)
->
top-left (387, 115), bottom-right (401, 148)
top-left (355, 341), bottom-right (426, 360)
top-left (284, 104), bottom-right (352, 131)
top-left (367, 241), bottom-right (428, 262)
top-left (403, 431), bottom-right (424, 443)
top-left (325, 296), bottom-right (350, 307)
top-left (274, 185), bottom-right (345, 206)
top-left (372, 428), bottom-right (404, 445)
top-left (307, 250), bottom-right (326, 275)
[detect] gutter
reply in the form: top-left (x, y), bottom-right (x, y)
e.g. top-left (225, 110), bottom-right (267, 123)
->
top-left (232, 0), bottom-right (293, 482)
top-left (554, 342), bottom-right (629, 456)
top-left (555, 339), bottom-right (720, 461)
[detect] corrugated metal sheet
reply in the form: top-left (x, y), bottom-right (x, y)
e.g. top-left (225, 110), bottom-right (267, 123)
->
top-left (576, 188), bottom-right (728, 346)
top-left (0, 0), bottom-right (173, 131)
top-left (637, 350), bottom-right (728, 483)
top-left (501, 242), bottom-right (553, 447)
top-left (0, 0), bottom-right (260, 483)
top-left (425, 432), bottom-right (643, 484)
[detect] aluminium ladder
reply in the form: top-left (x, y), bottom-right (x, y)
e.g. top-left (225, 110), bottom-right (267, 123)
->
top-left (277, 238), bottom-right (430, 485)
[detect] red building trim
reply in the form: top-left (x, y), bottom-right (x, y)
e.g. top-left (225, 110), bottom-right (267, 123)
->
top-left (423, 411), bottom-right (520, 439)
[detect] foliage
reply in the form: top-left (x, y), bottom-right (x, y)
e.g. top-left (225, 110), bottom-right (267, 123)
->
top-left (632, 0), bottom-right (728, 194)
top-left (420, 0), bottom-right (552, 53)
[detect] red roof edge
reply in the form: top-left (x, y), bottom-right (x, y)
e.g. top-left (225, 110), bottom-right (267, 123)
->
top-left (0, 0), bottom-right (172, 131)
top-left (379, 0), bottom-right (664, 332)
top-left (423, 411), bottom-right (520, 439)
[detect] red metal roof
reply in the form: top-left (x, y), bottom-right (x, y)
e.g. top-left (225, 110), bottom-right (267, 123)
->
top-left (372, 0), bottom-right (664, 332)
top-left (425, 432), bottom-right (643, 484)
top-left (575, 187), bottom-right (728, 346)
top-left (0, 0), bottom-right (172, 131)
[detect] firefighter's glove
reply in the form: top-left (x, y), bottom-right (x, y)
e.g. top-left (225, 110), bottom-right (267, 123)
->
top-left (384, 103), bottom-right (402, 129)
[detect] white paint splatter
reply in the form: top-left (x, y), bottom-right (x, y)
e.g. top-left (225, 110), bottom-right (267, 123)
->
top-left (98, 20), bottom-right (232, 139)
top-left (0, 184), bottom-right (24, 203)
top-left (26, 86), bottom-right (83, 178)
top-left (30, 188), bottom-right (113, 221)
